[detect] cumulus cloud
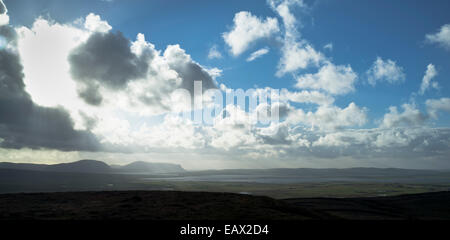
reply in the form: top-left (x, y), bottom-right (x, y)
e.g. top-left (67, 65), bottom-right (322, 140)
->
top-left (84, 13), bottom-right (112, 33)
top-left (419, 64), bottom-right (438, 95)
top-left (14, 13), bottom-right (219, 149)
top-left (426, 24), bottom-right (450, 51)
top-left (286, 102), bottom-right (367, 130)
top-left (380, 104), bottom-right (427, 128)
top-left (69, 32), bottom-right (149, 86)
top-left (164, 44), bottom-right (217, 95)
top-left (18, 13), bottom-right (217, 115)
top-left (247, 47), bottom-right (269, 62)
top-left (268, 0), bottom-right (304, 35)
top-left (426, 98), bottom-right (450, 119)
top-left (69, 31), bottom-right (150, 105)
top-left (269, 0), bottom-right (326, 76)
top-left (107, 114), bottom-right (208, 150)
top-left (295, 62), bottom-right (357, 95)
top-left (367, 57), bottom-right (405, 86)
top-left (308, 103), bottom-right (367, 130)
top-left (16, 17), bottom-right (89, 111)
top-left (223, 11), bottom-right (279, 56)
top-left (277, 42), bottom-right (324, 76)
top-left (207, 45), bottom-right (222, 59)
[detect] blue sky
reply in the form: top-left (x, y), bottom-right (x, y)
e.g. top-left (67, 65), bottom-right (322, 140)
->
top-left (1, 0), bottom-right (450, 169)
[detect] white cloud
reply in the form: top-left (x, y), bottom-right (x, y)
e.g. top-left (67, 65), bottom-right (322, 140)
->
top-left (207, 45), bottom-right (222, 59)
top-left (282, 90), bottom-right (335, 106)
top-left (367, 57), bottom-right (405, 86)
top-left (268, 0), bottom-right (305, 36)
top-left (426, 24), bottom-right (450, 51)
top-left (223, 11), bottom-right (279, 56)
top-left (247, 47), bottom-right (269, 62)
top-left (84, 13), bottom-right (112, 33)
top-left (313, 130), bottom-right (370, 148)
top-left (372, 129), bottom-right (413, 148)
top-left (419, 64), bottom-right (438, 95)
top-left (311, 127), bottom-right (449, 153)
top-left (208, 105), bottom-right (260, 150)
top-left (380, 104), bottom-right (427, 128)
top-left (277, 42), bottom-right (324, 76)
top-left (268, 0), bottom-right (326, 76)
top-left (0, 14), bottom-right (7, 26)
top-left (295, 62), bottom-right (358, 95)
top-left (133, 115), bottom-right (207, 150)
top-left (16, 14), bottom-right (219, 137)
top-left (16, 18), bottom-right (90, 113)
top-left (309, 103), bottom-right (367, 130)
top-left (426, 98), bottom-right (450, 119)
top-left (323, 43), bottom-right (333, 51)
top-left (286, 102), bottom-right (367, 130)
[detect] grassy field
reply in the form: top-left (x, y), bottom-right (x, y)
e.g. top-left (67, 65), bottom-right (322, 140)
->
top-left (1, 168), bottom-right (449, 199)
top-left (134, 180), bottom-right (450, 199)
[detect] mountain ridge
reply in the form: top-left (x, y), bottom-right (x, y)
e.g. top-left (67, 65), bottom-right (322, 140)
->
top-left (0, 160), bottom-right (185, 174)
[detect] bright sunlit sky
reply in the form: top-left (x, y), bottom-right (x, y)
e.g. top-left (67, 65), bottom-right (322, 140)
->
top-left (0, 0), bottom-right (450, 170)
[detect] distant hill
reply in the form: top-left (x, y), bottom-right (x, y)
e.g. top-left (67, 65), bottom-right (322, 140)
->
top-left (0, 160), bottom-right (185, 174)
top-left (0, 162), bottom-right (48, 172)
top-left (118, 161), bottom-right (185, 174)
top-left (46, 160), bottom-right (111, 173)
top-left (0, 160), bottom-right (110, 174)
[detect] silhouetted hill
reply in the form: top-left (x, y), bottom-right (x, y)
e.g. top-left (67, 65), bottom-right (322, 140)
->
top-left (46, 160), bottom-right (111, 173)
top-left (0, 160), bottom-right (185, 174)
top-left (0, 162), bottom-right (48, 172)
top-left (118, 161), bottom-right (185, 174)
top-left (0, 191), bottom-right (449, 220)
top-left (0, 160), bottom-right (111, 173)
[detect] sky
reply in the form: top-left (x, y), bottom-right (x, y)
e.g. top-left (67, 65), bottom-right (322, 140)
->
top-left (0, 0), bottom-right (449, 170)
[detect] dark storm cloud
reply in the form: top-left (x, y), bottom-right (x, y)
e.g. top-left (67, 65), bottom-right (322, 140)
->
top-left (0, 98), bottom-right (101, 151)
top-left (0, 24), bottom-right (16, 46)
top-left (69, 31), bottom-right (149, 105)
top-left (69, 32), bottom-right (218, 108)
top-left (0, 25), bottom-right (101, 151)
top-left (0, 46), bottom-right (25, 99)
top-left (78, 82), bottom-right (103, 106)
top-left (171, 61), bottom-right (217, 95)
top-left (163, 45), bottom-right (218, 106)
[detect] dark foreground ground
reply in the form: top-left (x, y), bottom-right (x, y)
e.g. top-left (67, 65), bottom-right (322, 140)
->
top-left (0, 190), bottom-right (449, 220)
